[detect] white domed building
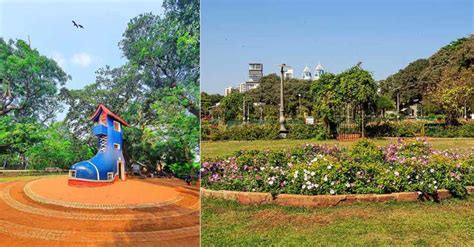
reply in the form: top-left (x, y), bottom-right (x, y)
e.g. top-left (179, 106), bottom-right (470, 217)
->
top-left (314, 63), bottom-right (325, 80)
top-left (302, 65), bottom-right (312, 80)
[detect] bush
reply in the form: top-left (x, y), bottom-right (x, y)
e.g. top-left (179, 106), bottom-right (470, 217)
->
top-left (201, 139), bottom-right (473, 197)
top-left (366, 121), bottom-right (424, 137)
top-left (287, 124), bottom-right (329, 140)
top-left (366, 121), bottom-right (474, 138)
top-left (349, 139), bottom-right (384, 164)
top-left (169, 162), bottom-right (200, 179)
top-left (201, 123), bottom-right (329, 141)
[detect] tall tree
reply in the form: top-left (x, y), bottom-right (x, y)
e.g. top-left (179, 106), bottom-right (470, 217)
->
top-left (0, 39), bottom-right (69, 123)
top-left (119, 0), bottom-right (199, 117)
top-left (379, 59), bottom-right (429, 105)
top-left (422, 36), bottom-right (473, 125)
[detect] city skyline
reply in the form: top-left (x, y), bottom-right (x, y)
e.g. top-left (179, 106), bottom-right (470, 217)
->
top-left (201, 0), bottom-right (472, 94)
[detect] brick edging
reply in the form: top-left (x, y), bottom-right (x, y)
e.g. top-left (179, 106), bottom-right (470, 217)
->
top-left (201, 186), bottom-right (474, 208)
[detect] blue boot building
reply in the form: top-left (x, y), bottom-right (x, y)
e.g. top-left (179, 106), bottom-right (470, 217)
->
top-left (68, 104), bottom-right (129, 186)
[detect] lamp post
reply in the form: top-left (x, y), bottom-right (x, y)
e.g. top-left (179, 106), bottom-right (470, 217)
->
top-left (298, 93), bottom-right (302, 118)
top-left (278, 64), bottom-right (289, 138)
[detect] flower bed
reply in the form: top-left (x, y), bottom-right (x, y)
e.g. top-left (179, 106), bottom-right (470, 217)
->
top-left (201, 139), bottom-right (474, 198)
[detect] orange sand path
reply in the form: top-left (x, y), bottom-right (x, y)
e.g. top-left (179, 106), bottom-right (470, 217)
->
top-left (28, 177), bottom-right (179, 205)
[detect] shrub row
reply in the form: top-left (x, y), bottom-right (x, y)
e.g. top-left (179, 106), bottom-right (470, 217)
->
top-left (201, 123), bottom-right (329, 141)
top-left (366, 122), bottom-right (474, 138)
top-left (201, 139), bottom-right (473, 197)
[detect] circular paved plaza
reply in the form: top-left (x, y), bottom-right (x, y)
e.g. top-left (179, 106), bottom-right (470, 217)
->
top-left (0, 176), bottom-right (200, 246)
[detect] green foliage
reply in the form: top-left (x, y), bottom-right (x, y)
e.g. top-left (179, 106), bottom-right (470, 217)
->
top-left (27, 123), bottom-right (93, 170)
top-left (380, 35), bottom-right (473, 125)
top-left (169, 162), bottom-right (200, 179)
top-left (349, 139), bottom-right (384, 164)
top-left (0, 117), bottom-right (92, 170)
top-left (201, 92), bottom-right (223, 117)
top-left (379, 58), bottom-right (429, 106)
top-left (366, 121), bottom-right (474, 138)
top-left (0, 38), bottom-right (70, 122)
top-left (201, 123), bottom-right (328, 141)
top-left (219, 93), bottom-right (244, 122)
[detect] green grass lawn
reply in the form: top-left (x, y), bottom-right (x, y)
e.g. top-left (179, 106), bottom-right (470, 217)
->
top-left (202, 137), bottom-right (474, 159)
top-left (202, 196), bottom-right (474, 246)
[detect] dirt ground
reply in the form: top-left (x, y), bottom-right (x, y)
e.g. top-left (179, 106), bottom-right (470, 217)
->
top-left (28, 176), bottom-right (180, 205)
top-left (0, 176), bottom-right (200, 246)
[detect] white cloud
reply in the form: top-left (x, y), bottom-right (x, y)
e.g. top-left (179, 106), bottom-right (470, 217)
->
top-left (51, 51), bottom-right (66, 67)
top-left (71, 52), bottom-right (92, 67)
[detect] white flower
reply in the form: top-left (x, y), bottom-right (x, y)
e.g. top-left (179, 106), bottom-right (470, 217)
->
top-left (314, 184), bottom-right (320, 188)
top-left (330, 189), bottom-right (335, 195)
top-left (327, 165), bottom-right (332, 170)
top-left (260, 167), bottom-right (265, 171)
top-left (430, 168), bottom-right (434, 173)
top-left (311, 171), bottom-right (315, 176)
top-left (331, 181), bottom-right (335, 186)
top-left (416, 175), bottom-right (420, 179)
top-left (434, 186), bottom-right (438, 189)
top-left (306, 181), bottom-right (311, 185)
top-left (293, 172), bottom-right (298, 178)
top-left (406, 175), bottom-right (410, 179)
top-left (302, 184), bottom-right (306, 189)
top-left (394, 171), bottom-right (400, 177)
top-left (324, 175), bottom-right (328, 182)
top-left (345, 182), bottom-right (351, 188)
top-left (268, 180), bottom-right (274, 185)
top-left (252, 188), bottom-right (256, 192)
top-left (433, 181), bottom-right (437, 184)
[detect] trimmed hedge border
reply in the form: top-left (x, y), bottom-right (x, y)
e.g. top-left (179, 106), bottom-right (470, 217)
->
top-left (201, 186), bottom-right (474, 208)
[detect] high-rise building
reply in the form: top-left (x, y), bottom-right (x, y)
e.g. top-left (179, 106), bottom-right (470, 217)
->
top-left (239, 63), bottom-right (264, 93)
top-left (248, 63), bottom-right (263, 82)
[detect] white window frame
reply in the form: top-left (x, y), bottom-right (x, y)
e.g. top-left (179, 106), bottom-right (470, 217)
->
top-left (113, 121), bottom-right (121, 132)
top-left (69, 170), bottom-right (76, 178)
top-left (113, 143), bottom-right (121, 150)
top-left (107, 172), bottom-right (114, 180)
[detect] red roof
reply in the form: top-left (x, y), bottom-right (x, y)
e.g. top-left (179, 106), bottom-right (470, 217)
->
top-left (90, 104), bottom-right (130, 127)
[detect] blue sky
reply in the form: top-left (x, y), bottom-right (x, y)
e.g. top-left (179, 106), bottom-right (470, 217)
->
top-left (201, 0), bottom-right (473, 94)
top-left (0, 0), bottom-right (163, 119)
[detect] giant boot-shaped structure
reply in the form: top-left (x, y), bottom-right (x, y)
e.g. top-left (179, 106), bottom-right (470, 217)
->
top-left (68, 104), bottom-right (129, 186)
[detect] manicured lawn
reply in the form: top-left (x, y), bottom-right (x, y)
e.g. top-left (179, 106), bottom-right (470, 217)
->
top-left (202, 196), bottom-right (474, 246)
top-left (202, 137), bottom-right (474, 159)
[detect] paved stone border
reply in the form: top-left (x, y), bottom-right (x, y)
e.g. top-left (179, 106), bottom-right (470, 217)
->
top-left (0, 220), bottom-right (199, 243)
top-left (202, 186), bottom-right (474, 208)
top-left (24, 179), bottom-right (184, 210)
top-left (1, 185), bottom-right (199, 221)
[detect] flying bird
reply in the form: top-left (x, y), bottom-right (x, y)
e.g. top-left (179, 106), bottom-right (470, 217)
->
top-left (72, 20), bottom-right (84, 29)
